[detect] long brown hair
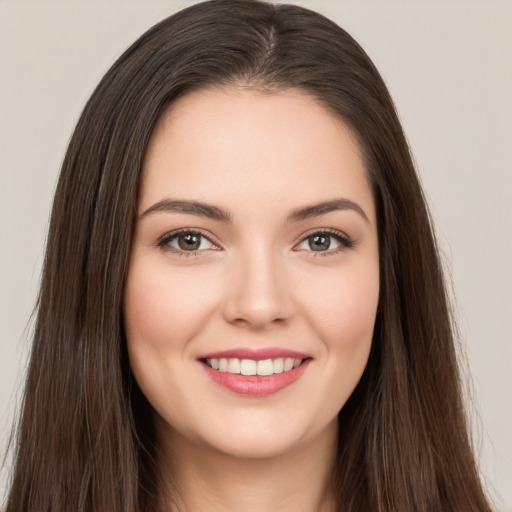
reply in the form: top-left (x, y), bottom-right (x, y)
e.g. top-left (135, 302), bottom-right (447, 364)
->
top-left (5, 1), bottom-right (492, 510)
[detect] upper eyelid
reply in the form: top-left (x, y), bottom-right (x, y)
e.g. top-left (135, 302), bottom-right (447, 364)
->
top-left (299, 227), bottom-right (350, 240)
top-left (158, 227), bottom-right (351, 251)
top-left (158, 227), bottom-right (217, 245)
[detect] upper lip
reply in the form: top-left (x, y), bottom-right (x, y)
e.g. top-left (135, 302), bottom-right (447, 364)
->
top-left (197, 347), bottom-right (311, 361)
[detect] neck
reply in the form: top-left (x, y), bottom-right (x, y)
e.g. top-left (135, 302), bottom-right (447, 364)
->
top-left (155, 419), bottom-right (339, 512)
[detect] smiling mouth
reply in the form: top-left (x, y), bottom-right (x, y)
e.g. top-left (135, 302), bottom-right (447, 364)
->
top-left (203, 357), bottom-right (305, 376)
top-left (197, 348), bottom-right (312, 396)
top-left (200, 357), bottom-right (312, 396)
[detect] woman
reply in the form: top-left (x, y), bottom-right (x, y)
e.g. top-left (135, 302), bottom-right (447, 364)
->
top-left (4, 0), bottom-right (493, 510)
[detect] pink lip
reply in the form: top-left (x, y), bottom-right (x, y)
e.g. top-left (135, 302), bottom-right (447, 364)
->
top-left (198, 348), bottom-right (312, 397)
top-left (197, 347), bottom-right (310, 361)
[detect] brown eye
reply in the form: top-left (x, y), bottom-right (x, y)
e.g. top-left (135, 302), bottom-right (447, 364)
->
top-left (295, 230), bottom-right (353, 255)
top-left (159, 230), bottom-right (216, 253)
top-left (177, 232), bottom-right (202, 251)
top-left (308, 234), bottom-right (332, 251)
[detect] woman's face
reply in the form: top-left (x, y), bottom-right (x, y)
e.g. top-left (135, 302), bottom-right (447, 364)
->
top-left (124, 88), bottom-right (379, 459)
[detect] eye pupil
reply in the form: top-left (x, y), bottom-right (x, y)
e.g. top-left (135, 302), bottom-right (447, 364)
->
top-left (178, 233), bottom-right (201, 250)
top-left (309, 234), bottom-right (330, 251)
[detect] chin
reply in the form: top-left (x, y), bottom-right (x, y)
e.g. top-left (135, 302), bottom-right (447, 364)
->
top-left (202, 431), bottom-right (304, 460)
top-left (193, 412), bottom-right (336, 461)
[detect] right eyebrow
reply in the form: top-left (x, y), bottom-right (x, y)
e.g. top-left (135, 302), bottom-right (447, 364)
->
top-left (139, 199), bottom-right (233, 223)
top-left (139, 197), bottom-right (370, 225)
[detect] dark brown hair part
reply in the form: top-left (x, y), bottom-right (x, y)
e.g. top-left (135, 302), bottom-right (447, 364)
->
top-left (5, 1), bottom-right (492, 511)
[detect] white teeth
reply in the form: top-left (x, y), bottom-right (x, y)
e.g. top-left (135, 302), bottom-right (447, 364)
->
top-left (273, 358), bottom-right (284, 373)
top-left (240, 359), bottom-right (257, 375)
top-left (206, 357), bottom-right (304, 375)
top-left (257, 359), bottom-right (273, 376)
top-left (227, 358), bottom-right (241, 374)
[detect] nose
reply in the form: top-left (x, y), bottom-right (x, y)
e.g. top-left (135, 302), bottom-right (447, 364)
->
top-left (221, 245), bottom-right (293, 330)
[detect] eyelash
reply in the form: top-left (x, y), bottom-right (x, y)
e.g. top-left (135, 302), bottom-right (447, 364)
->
top-left (157, 228), bottom-right (355, 258)
top-left (157, 228), bottom-right (219, 258)
top-left (295, 228), bottom-right (355, 257)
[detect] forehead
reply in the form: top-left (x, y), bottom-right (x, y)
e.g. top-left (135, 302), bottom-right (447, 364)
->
top-left (140, 87), bottom-right (374, 223)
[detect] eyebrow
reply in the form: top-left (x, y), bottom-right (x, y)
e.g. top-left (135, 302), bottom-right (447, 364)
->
top-left (140, 199), bottom-right (232, 222)
top-left (287, 198), bottom-right (369, 224)
top-left (139, 198), bottom-right (369, 224)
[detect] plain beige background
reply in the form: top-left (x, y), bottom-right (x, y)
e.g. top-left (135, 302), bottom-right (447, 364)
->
top-left (1, 0), bottom-right (511, 509)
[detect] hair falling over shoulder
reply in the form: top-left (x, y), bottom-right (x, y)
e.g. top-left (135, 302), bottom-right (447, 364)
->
top-left (4, 1), bottom-right (493, 511)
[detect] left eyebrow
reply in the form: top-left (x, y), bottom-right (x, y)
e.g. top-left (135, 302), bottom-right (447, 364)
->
top-left (138, 197), bottom-right (369, 224)
top-left (139, 199), bottom-right (232, 222)
top-left (286, 198), bottom-right (370, 224)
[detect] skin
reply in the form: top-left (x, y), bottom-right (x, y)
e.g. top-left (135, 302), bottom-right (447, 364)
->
top-left (124, 87), bottom-right (380, 512)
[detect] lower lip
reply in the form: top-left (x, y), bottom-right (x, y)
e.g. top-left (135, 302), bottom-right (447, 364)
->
top-left (200, 359), bottom-right (311, 397)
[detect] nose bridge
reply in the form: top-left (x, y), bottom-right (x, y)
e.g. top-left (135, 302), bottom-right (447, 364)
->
top-left (222, 239), bottom-right (291, 329)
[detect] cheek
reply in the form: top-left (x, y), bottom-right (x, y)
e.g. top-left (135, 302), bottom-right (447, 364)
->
top-left (124, 262), bottom-right (217, 352)
top-left (309, 263), bottom-right (379, 412)
top-left (123, 261), bottom-right (220, 417)
top-left (284, 257), bottom-right (379, 429)
top-left (298, 260), bottom-right (379, 353)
